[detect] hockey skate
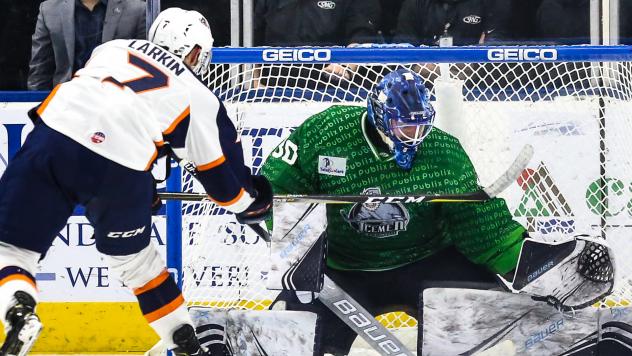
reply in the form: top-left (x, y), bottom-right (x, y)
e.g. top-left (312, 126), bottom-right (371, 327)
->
top-left (0, 291), bottom-right (42, 356)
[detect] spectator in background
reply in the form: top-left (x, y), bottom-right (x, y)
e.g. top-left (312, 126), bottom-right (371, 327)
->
top-left (509, 0), bottom-right (542, 44)
top-left (535, 0), bottom-right (590, 44)
top-left (0, 0), bottom-right (43, 90)
top-left (535, 0), bottom-right (632, 45)
top-left (162, 0), bottom-right (231, 46)
top-left (254, 0), bottom-right (381, 46)
top-left (28, 0), bottom-right (146, 90)
top-left (393, 0), bottom-right (512, 46)
top-left (378, 0), bottom-right (405, 43)
top-left (254, 0), bottom-right (381, 81)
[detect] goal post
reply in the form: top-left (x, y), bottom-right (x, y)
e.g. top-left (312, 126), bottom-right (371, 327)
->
top-left (165, 45), bottom-right (632, 329)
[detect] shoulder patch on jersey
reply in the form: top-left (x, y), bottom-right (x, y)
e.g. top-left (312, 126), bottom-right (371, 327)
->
top-left (90, 131), bottom-right (106, 144)
top-left (318, 155), bottom-right (347, 176)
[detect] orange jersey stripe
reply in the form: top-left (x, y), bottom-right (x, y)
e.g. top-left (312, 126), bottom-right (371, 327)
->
top-left (144, 294), bottom-right (184, 323)
top-left (197, 156), bottom-right (226, 171)
top-left (209, 188), bottom-right (246, 207)
top-left (144, 149), bottom-right (159, 171)
top-left (143, 140), bottom-right (166, 171)
top-left (163, 107), bottom-right (190, 135)
top-left (36, 84), bottom-right (61, 116)
top-left (133, 269), bottom-right (170, 296)
top-left (0, 274), bottom-right (37, 290)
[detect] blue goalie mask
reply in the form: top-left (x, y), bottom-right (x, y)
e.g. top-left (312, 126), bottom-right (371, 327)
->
top-left (367, 69), bottom-right (436, 170)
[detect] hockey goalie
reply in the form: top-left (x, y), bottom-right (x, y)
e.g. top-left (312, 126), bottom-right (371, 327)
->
top-left (182, 68), bottom-right (622, 355)
top-left (252, 68), bottom-right (620, 356)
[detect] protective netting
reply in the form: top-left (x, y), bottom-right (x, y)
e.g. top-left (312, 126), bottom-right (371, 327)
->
top-left (180, 58), bottom-right (632, 331)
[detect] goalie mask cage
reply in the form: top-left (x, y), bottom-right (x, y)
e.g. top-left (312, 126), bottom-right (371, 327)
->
top-left (166, 45), bottom-right (632, 330)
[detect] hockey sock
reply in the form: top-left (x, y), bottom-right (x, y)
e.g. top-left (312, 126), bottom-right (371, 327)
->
top-left (133, 269), bottom-right (192, 349)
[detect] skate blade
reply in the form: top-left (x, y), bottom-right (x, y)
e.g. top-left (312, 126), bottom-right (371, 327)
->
top-left (13, 315), bottom-right (42, 356)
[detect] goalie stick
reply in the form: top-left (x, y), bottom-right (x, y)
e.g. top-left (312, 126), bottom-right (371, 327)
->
top-left (248, 223), bottom-right (414, 356)
top-left (159, 144), bottom-right (534, 204)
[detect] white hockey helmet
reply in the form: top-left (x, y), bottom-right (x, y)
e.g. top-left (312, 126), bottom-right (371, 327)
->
top-left (148, 8), bottom-right (214, 75)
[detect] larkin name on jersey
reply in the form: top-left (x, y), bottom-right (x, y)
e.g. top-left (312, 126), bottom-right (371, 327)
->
top-left (127, 40), bottom-right (187, 77)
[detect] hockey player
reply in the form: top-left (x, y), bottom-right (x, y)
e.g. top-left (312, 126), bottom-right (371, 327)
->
top-left (0, 8), bottom-right (271, 356)
top-left (261, 68), bottom-right (613, 355)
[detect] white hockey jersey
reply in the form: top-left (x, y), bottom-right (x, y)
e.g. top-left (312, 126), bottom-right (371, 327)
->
top-left (36, 39), bottom-right (255, 213)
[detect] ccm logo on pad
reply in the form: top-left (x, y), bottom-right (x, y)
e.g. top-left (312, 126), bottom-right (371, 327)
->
top-left (107, 226), bottom-right (146, 238)
top-left (487, 48), bottom-right (558, 61)
top-left (262, 49), bottom-right (332, 62)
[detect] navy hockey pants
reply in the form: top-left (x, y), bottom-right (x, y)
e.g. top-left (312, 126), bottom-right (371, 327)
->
top-left (0, 122), bottom-right (154, 257)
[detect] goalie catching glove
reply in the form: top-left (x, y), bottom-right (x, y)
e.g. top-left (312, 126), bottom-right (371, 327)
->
top-left (235, 175), bottom-right (273, 224)
top-left (498, 234), bottom-right (614, 311)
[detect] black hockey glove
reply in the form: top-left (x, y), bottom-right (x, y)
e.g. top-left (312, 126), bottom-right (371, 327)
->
top-left (235, 175), bottom-right (273, 225)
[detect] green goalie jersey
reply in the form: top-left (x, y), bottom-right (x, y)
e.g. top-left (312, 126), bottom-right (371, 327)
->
top-left (261, 105), bottom-right (526, 274)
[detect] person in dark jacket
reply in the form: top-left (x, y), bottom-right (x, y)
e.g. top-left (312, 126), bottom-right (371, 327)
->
top-left (254, 0), bottom-right (381, 82)
top-left (535, 0), bottom-right (590, 44)
top-left (162, 0), bottom-right (231, 46)
top-left (0, 0), bottom-right (42, 90)
top-left (254, 0), bottom-right (380, 46)
top-left (535, 0), bottom-right (632, 44)
top-left (28, 0), bottom-right (146, 90)
top-left (393, 0), bottom-right (511, 46)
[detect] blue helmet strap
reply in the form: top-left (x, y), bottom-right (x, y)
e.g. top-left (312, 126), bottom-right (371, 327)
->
top-left (393, 141), bottom-right (418, 170)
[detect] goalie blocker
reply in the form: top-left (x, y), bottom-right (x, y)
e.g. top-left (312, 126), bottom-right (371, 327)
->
top-left (266, 201), bottom-right (328, 292)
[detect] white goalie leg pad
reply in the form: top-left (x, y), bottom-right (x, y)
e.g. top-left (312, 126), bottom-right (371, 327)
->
top-left (421, 288), bottom-right (598, 355)
top-left (498, 235), bottom-right (615, 310)
top-left (267, 201), bottom-right (327, 291)
top-left (0, 242), bottom-right (39, 325)
top-left (103, 244), bottom-right (192, 349)
top-left (189, 307), bottom-right (317, 355)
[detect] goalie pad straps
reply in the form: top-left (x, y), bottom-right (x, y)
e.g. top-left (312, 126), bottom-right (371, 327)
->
top-left (188, 307), bottom-right (318, 355)
top-left (501, 235), bottom-right (614, 310)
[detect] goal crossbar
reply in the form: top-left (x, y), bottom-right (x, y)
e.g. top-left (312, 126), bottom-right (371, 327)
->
top-left (209, 45), bottom-right (632, 64)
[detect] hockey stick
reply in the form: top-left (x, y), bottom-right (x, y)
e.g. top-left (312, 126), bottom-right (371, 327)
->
top-left (247, 223), bottom-right (414, 356)
top-left (159, 144), bottom-right (534, 204)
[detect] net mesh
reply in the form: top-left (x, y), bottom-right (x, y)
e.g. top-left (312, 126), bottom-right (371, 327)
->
top-left (180, 59), bottom-right (632, 330)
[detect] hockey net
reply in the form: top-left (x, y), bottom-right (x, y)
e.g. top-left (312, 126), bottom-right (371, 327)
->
top-left (173, 46), bottom-right (632, 331)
